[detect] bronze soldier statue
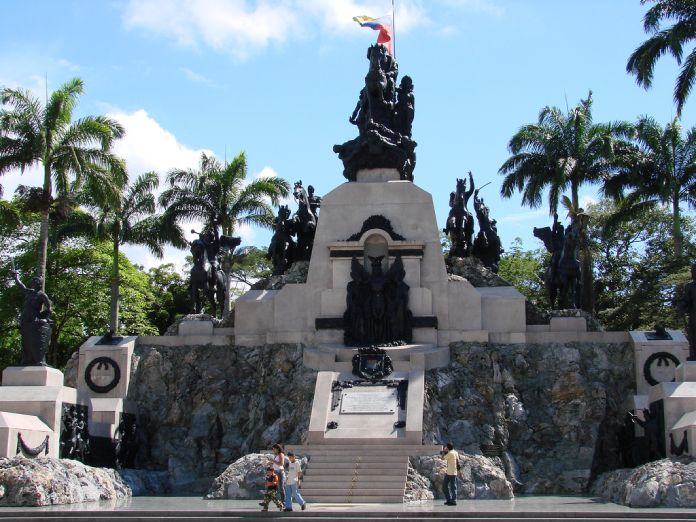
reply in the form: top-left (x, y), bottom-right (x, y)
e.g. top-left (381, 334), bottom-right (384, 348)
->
top-left (10, 270), bottom-right (53, 366)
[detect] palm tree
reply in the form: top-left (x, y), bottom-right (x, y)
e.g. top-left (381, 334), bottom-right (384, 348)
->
top-left (0, 77), bottom-right (126, 290)
top-left (627, 0), bottom-right (696, 117)
top-left (159, 151), bottom-right (290, 235)
top-left (499, 91), bottom-right (633, 312)
top-left (90, 172), bottom-right (187, 335)
top-left (603, 116), bottom-right (696, 258)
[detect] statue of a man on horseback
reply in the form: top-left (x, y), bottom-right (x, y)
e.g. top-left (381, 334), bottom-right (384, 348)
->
top-left (189, 225), bottom-right (241, 318)
top-left (534, 211), bottom-right (588, 309)
top-left (443, 172), bottom-right (475, 258)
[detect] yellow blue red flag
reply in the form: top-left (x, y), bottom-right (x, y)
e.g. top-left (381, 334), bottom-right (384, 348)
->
top-left (353, 15), bottom-right (393, 55)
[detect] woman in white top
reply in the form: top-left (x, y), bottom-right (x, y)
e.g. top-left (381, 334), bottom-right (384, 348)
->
top-left (271, 443), bottom-right (286, 501)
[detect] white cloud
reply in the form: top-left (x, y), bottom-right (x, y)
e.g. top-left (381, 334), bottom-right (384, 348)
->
top-left (180, 67), bottom-right (217, 87)
top-left (253, 166), bottom-right (278, 179)
top-left (106, 108), bottom-right (211, 178)
top-left (122, 0), bottom-right (430, 60)
top-left (123, 0), bottom-right (300, 61)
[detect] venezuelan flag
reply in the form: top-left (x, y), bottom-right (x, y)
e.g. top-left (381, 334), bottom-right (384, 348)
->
top-left (353, 15), bottom-right (393, 54)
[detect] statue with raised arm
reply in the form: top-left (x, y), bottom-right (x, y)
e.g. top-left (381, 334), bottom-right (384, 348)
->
top-left (678, 262), bottom-right (696, 361)
top-left (334, 44), bottom-right (417, 181)
top-left (472, 187), bottom-right (503, 272)
top-left (10, 270), bottom-right (53, 366)
top-left (443, 172), bottom-right (476, 258)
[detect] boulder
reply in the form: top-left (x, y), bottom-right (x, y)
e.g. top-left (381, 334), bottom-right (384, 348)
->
top-left (206, 453), bottom-right (269, 499)
top-left (0, 457), bottom-right (131, 507)
top-left (590, 458), bottom-right (696, 507)
top-left (410, 454), bottom-right (514, 500)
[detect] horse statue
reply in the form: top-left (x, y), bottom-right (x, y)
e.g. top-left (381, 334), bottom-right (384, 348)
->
top-left (189, 227), bottom-right (240, 318)
top-left (363, 44), bottom-right (397, 128)
top-left (472, 188), bottom-right (503, 272)
top-left (267, 205), bottom-right (295, 275)
top-left (292, 181), bottom-right (317, 261)
top-left (443, 173), bottom-right (475, 258)
top-left (534, 212), bottom-right (584, 309)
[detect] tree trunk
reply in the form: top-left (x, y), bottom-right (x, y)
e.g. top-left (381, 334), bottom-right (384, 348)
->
top-left (110, 231), bottom-right (120, 335)
top-left (673, 195), bottom-right (683, 259)
top-left (37, 164), bottom-right (52, 291)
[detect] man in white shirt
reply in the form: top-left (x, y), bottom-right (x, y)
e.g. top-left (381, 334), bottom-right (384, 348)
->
top-left (283, 451), bottom-right (307, 511)
top-left (441, 442), bottom-right (459, 506)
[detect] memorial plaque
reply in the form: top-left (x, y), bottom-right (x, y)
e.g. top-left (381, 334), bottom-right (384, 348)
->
top-left (340, 389), bottom-right (397, 414)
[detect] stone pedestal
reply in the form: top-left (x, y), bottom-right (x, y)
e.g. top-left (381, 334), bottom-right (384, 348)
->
top-left (76, 336), bottom-right (138, 464)
top-left (0, 366), bottom-right (77, 458)
top-left (2, 366), bottom-right (64, 387)
top-left (630, 330), bottom-right (689, 396)
top-left (234, 172), bottom-right (528, 346)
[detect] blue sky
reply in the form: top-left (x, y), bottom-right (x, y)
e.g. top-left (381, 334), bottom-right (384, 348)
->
top-left (1, 0), bottom-right (694, 269)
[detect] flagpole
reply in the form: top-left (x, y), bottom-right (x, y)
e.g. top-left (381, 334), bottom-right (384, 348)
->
top-left (392, 0), bottom-right (396, 59)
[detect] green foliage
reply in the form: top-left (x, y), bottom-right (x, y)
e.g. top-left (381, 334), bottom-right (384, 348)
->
top-left (627, 0), bottom-right (696, 115)
top-left (499, 91), bottom-right (632, 312)
top-left (589, 199), bottom-right (696, 331)
top-left (0, 77), bottom-right (126, 286)
top-left (160, 151), bottom-right (290, 236)
top-left (146, 263), bottom-right (189, 335)
top-left (228, 246), bottom-right (272, 286)
top-left (603, 116), bottom-right (696, 257)
top-left (499, 91), bottom-right (633, 214)
top-left (498, 238), bottom-right (549, 309)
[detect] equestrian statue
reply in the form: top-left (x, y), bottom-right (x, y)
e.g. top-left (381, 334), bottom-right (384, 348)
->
top-left (189, 225), bottom-right (241, 318)
top-left (334, 44), bottom-right (417, 181)
top-left (534, 211), bottom-right (587, 309)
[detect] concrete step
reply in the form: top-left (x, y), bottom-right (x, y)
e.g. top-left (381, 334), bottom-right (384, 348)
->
top-left (305, 461), bottom-right (408, 471)
top-left (303, 477), bottom-right (406, 487)
top-left (302, 494), bottom-right (405, 503)
top-left (285, 439), bottom-right (442, 455)
top-left (307, 455), bottom-right (408, 464)
top-left (305, 466), bottom-right (406, 476)
top-left (305, 462), bottom-right (408, 477)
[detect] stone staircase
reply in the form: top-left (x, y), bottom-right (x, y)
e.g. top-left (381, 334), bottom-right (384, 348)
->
top-left (285, 444), bottom-right (441, 503)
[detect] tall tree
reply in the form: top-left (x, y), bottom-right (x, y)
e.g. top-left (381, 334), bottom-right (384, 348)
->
top-left (627, 0), bottom-right (696, 116)
top-left (603, 116), bottom-right (696, 257)
top-left (498, 91), bottom-right (632, 312)
top-left (90, 172), bottom-right (186, 335)
top-left (159, 152), bottom-right (290, 236)
top-left (589, 199), bottom-right (696, 331)
top-left (0, 77), bottom-right (126, 290)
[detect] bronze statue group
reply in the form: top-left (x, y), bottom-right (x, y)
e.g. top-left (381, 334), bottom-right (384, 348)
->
top-left (442, 172), bottom-right (503, 273)
top-left (267, 181), bottom-right (321, 276)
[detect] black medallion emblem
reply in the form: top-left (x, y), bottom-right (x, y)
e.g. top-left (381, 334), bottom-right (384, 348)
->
top-left (643, 351), bottom-right (681, 387)
top-left (84, 356), bottom-right (121, 393)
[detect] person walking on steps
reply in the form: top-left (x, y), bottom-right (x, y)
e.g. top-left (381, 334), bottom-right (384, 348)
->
top-left (271, 443), bottom-right (286, 502)
top-left (260, 467), bottom-right (284, 511)
top-left (441, 442), bottom-right (460, 506)
top-left (283, 451), bottom-right (307, 512)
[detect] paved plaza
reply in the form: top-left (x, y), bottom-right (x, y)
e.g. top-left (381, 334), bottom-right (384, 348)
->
top-left (2, 495), bottom-right (696, 517)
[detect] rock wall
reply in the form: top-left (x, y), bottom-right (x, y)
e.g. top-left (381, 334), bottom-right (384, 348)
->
top-left (590, 458), bottom-right (696, 507)
top-left (127, 342), bottom-right (316, 493)
top-left (64, 338), bottom-right (634, 497)
top-left (423, 341), bottom-right (634, 494)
